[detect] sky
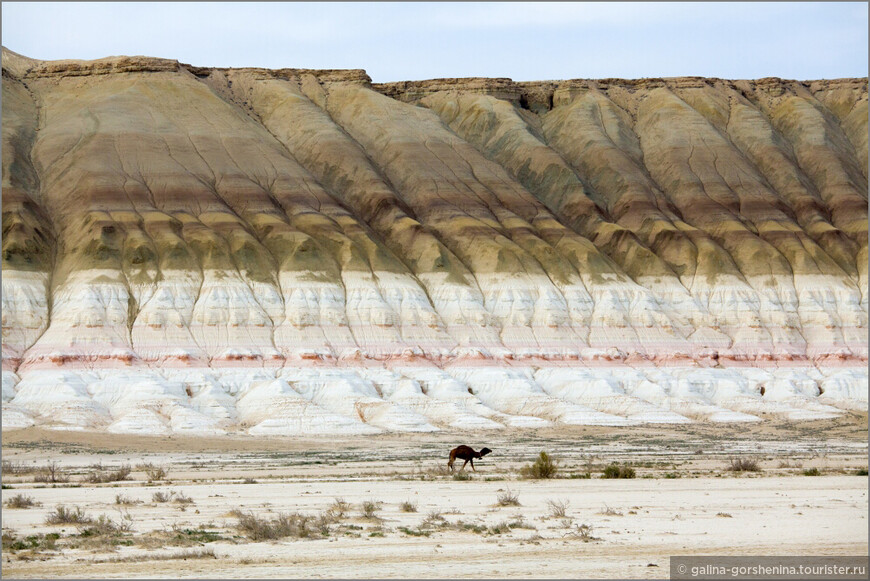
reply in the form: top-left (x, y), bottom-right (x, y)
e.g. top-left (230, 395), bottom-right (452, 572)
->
top-left (1, 2), bottom-right (867, 82)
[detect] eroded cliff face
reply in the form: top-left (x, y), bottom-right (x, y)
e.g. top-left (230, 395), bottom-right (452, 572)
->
top-left (2, 48), bottom-right (867, 435)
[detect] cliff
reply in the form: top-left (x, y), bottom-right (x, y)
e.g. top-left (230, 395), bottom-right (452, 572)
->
top-left (2, 48), bottom-right (866, 434)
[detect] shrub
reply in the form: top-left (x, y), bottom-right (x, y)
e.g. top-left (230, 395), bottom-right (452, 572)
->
top-left (1, 461), bottom-right (32, 475)
top-left (34, 462), bottom-right (69, 483)
top-left (152, 491), bottom-right (173, 503)
top-left (422, 510), bottom-right (446, 527)
top-left (233, 510), bottom-right (322, 541)
top-left (82, 465), bottom-right (132, 484)
top-left (115, 494), bottom-right (139, 506)
top-left (727, 457), bottom-right (760, 472)
top-left (172, 491), bottom-right (194, 505)
top-left (328, 498), bottom-right (351, 518)
top-left (79, 513), bottom-right (134, 537)
top-left (497, 488), bottom-right (520, 506)
top-left (360, 500), bottom-right (382, 519)
top-left (521, 452), bottom-right (558, 479)
top-left (802, 468), bottom-right (821, 476)
top-left (399, 500), bottom-right (418, 513)
top-left (566, 523), bottom-right (600, 542)
top-left (546, 498), bottom-right (569, 518)
top-left (599, 504), bottom-right (623, 516)
top-left (452, 471), bottom-right (471, 481)
top-left (855, 468), bottom-right (868, 476)
top-left (146, 466), bottom-right (168, 482)
top-left (45, 505), bottom-right (92, 525)
top-left (602, 463), bottom-right (636, 479)
top-left (4, 494), bottom-right (41, 509)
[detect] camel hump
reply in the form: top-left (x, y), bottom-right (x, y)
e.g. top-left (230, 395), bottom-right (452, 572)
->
top-left (451, 445), bottom-right (475, 456)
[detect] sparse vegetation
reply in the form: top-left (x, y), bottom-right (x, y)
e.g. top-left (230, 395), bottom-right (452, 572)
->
top-left (2, 461), bottom-right (34, 475)
top-left (34, 461), bottom-right (69, 483)
top-left (599, 504), bottom-right (623, 516)
top-left (232, 509), bottom-right (325, 541)
top-left (602, 463), bottom-right (636, 479)
top-left (802, 468), bottom-right (821, 476)
top-left (2, 532), bottom-right (60, 554)
top-left (45, 505), bottom-right (92, 525)
top-left (400, 500), bottom-right (418, 513)
top-left (565, 522), bottom-right (600, 542)
top-left (95, 548), bottom-right (215, 563)
top-left (360, 500), bottom-right (382, 519)
top-left (398, 526), bottom-right (431, 537)
top-left (151, 490), bottom-right (193, 504)
top-left (82, 464), bottom-right (132, 483)
top-left (521, 451), bottom-right (558, 479)
top-left (727, 457), bottom-right (761, 472)
top-left (716, 512), bottom-right (733, 518)
top-left (5, 494), bottom-right (41, 509)
top-left (546, 498), bottom-right (569, 518)
top-left (78, 512), bottom-right (134, 537)
top-left (173, 491), bottom-right (194, 505)
top-left (145, 466), bottom-right (168, 482)
top-left (422, 510), bottom-right (446, 527)
top-left (452, 471), bottom-right (472, 481)
top-left (497, 487), bottom-right (520, 506)
top-left (855, 468), bottom-right (868, 476)
top-left (114, 494), bottom-right (139, 506)
top-left (328, 497), bottom-right (351, 518)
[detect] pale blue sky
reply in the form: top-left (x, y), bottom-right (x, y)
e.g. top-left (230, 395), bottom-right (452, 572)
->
top-left (2, 2), bottom-right (867, 82)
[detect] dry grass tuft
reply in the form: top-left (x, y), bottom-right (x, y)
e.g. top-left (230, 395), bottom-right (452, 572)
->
top-left (400, 500), bottom-right (418, 513)
top-left (565, 523), bottom-right (600, 542)
top-left (95, 547), bottom-right (216, 563)
top-left (145, 466), bottom-right (168, 482)
top-left (114, 494), bottom-right (140, 506)
top-left (5, 494), bottom-right (41, 509)
top-left (328, 497), bottom-right (351, 518)
top-left (360, 500), bottom-right (382, 519)
top-left (232, 509), bottom-right (326, 541)
top-left (497, 488), bottom-right (521, 506)
top-left (2, 461), bottom-right (35, 475)
top-left (546, 498), bottom-right (569, 518)
top-left (599, 504), bottom-right (623, 516)
top-left (78, 512), bottom-right (134, 536)
top-left (45, 504), bottom-right (93, 525)
top-left (82, 465), bottom-right (132, 484)
top-left (727, 457), bottom-right (761, 472)
top-left (151, 490), bottom-right (194, 504)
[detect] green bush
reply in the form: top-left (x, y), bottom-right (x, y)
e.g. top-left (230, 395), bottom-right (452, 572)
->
top-left (521, 452), bottom-right (558, 479)
top-left (602, 463), bottom-right (636, 479)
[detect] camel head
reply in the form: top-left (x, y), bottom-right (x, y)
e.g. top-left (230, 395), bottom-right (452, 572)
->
top-left (479, 447), bottom-right (492, 457)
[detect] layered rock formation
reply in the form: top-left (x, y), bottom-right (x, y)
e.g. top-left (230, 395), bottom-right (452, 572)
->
top-left (2, 48), bottom-right (867, 434)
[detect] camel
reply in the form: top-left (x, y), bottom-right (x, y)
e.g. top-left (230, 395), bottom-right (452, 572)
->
top-left (448, 445), bottom-right (492, 472)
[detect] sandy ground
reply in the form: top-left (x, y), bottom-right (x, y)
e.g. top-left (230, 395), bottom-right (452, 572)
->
top-left (1, 415), bottom-right (867, 579)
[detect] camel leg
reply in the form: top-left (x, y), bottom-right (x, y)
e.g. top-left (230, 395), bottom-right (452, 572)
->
top-left (471, 459), bottom-right (476, 472)
top-left (461, 459), bottom-right (469, 472)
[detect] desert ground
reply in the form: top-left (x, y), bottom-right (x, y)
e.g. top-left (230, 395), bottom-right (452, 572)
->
top-left (2, 415), bottom-right (867, 579)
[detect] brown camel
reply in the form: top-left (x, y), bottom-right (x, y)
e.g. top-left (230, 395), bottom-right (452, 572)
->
top-left (448, 445), bottom-right (492, 472)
